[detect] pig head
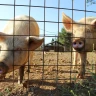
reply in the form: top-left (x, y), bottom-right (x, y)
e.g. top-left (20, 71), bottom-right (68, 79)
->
top-left (62, 12), bottom-right (96, 78)
top-left (0, 34), bottom-right (44, 80)
top-left (0, 15), bottom-right (44, 83)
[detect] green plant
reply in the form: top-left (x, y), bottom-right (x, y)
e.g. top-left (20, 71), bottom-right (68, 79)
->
top-left (5, 87), bottom-right (12, 95)
top-left (0, 92), bottom-right (3, 96)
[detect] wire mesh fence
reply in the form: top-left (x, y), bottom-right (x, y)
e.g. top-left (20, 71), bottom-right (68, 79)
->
top-left (0, 0), bottom-right (96, 95)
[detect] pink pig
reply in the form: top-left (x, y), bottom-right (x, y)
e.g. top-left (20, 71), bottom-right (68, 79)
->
top-left (62, 12), bottom-right (96, 78)
top-left (0, 15), bottom-right (44, 84)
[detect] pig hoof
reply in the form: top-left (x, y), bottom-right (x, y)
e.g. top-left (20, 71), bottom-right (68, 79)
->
top-left (23, 80), bottom-right (29, 89)
top-left (18, 79), bottom-right (23, 84)
top-left (18, 80), bottom-right (21, 84)
top-left (76, 74), bottom-right (84, 79)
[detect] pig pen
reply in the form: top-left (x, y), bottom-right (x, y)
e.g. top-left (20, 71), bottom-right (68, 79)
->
top-left (0, 51), bottom-right (96, 96)
top-left (0, 0), bottom-right (96, 96)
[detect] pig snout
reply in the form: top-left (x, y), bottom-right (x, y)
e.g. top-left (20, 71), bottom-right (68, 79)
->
top-left (72, 40), bottom-right (84, 52)
top-left (0, 62), bottom-right (9, 79)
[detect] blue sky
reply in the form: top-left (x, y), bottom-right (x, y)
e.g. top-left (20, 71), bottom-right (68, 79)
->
top-left (0, 0), bottom-right (96, 44)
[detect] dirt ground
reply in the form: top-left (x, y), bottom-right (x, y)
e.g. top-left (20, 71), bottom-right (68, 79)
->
top-left (0, 51), bottom-right (96, 96)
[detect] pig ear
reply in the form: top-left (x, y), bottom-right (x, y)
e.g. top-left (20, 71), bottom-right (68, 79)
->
top-left (91, 19), bottom-right (96, 29)
top-left (26, 36), bottom-right (44, 51)
top-left (0, 32), bottom-right (7, 41)
top-left (62, 12), bottom-right (76, 32)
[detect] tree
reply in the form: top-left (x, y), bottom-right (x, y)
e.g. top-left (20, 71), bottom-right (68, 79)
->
top-left (51, 38), bottom-right (55, 45)
top-left (72, 0), bottom-right (96, 5)
top-left (57, 28), bottom-right (71, 50)
top-left (86, 0), bottom-right (96, 4)
top-left (51, 38), bottom-right (55, 43)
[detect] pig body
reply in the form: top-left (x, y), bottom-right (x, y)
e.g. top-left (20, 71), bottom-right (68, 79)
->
top-left (0, 15), bottom-right (44, 83)
top-left (62, 13), bottom-right (96, 78)
top-left (3, 15), bottom-right (39, 36)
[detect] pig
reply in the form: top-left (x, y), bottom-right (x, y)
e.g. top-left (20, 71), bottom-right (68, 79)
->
top-left (72, 50), bottom-right (80, 70)
top-left (62, 12), bottom-right (96, 78)
top-left (73, 50), bottom-right (89, 70)
top-left (0, 15), bottom-right (44, 84)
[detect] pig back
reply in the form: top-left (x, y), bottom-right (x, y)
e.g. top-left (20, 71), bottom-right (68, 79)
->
top-left (3, 15), bottom-right (39, 36)
top-left (78, 17), bottom-right (96, 24)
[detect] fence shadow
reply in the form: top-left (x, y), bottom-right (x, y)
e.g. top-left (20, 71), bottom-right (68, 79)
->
top-left (0, 75), bottom-right (96, 96)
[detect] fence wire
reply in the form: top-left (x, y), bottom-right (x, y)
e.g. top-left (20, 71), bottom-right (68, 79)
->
top-left (0, 0), bottom-right (96, 95)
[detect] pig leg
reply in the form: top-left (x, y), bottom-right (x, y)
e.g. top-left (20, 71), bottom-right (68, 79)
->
top-left (0, 63), bottom-right (9, 80)
top-left (77, 52), bottom-right (86, 79)
top-left (25, 52), bottom-right (34, 72)
top-left (73, 51), bottom-right (78, 70)
top-left (28, 51), bottom-right (34, 72)
top-left (29, 51), bottom-right (34, 65)
top-left (73, 51), bottom-right (89, 71)
top-left (18, 65), bottom-right (25, 84)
